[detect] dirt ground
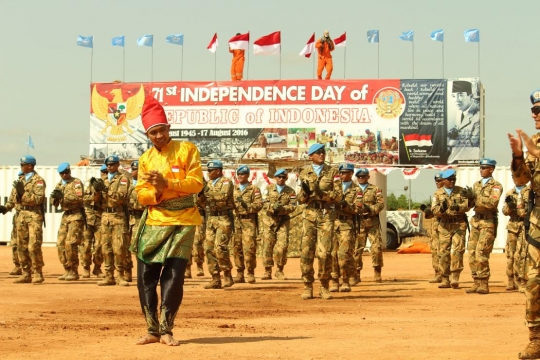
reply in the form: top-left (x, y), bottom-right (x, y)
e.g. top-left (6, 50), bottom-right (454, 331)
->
top-left (0, 243), bottom-right (528, 360)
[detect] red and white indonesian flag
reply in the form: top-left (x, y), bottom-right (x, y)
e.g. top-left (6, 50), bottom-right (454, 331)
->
top-left (253, 31), bottom-right (281, 55)
top-left (334, 32), bottom-right (346, 47)
top-left (299, 33), bottom-right (315, 58)
top-left (228, 32), bottom-right (249, 50)
top-left (404, 133), bottom-right (433, 147)
top-left (402, 168), bottom-right (421, 180)
top-left (207, 33), bottom-right (218, 53)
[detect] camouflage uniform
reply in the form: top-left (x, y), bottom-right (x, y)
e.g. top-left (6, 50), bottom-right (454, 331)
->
top-left (423, 207), bottom-right (441, 281)
top-left (331, 179), bottom-right (359, 290)
top-left (515, 185), bottom-right (532, 291)
top-left (502, 186), bottom-right (527, 291)
top-left (232, 182), bottom-right (263, 283)
top-left (344, 138), bottom-right (358, 152)
top-left (260, 183), bottom-right (297, 278)
top-left (468, 177), bottom-right (503, 290)
top-left (15, 172), bottom-right (46, 283)
top-left (298, 163), bottom-right (340, 298)
top-left (99, 172), bottom-right (131, 285)
top-left (5, 186), bottom-right (21, 275)
top-left (187, 200), bottom-right (206, 278)
top-left (54, 177), bottom-right (85, 280)
top-left (82, 179), bottom-right (104, 278)
top-left (201, 176), bottom-right (235, 286)
top-left (353, 183), bottom-right (385, 281)
top-left (432, 185), bottom-right (469, 288)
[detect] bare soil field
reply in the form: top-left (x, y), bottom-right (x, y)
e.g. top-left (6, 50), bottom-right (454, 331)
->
top-left (0, 244), bottom-right (527, 360)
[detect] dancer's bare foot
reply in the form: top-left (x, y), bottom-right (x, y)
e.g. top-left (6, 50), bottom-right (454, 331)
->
top-left (136, 334), bottom-right (160, 345)
top-left (160, 333), bottom-right (181, 346)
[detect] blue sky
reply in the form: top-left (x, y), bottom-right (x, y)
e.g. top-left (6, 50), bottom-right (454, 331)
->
top-left (0, 0), bottom-right (537, 199)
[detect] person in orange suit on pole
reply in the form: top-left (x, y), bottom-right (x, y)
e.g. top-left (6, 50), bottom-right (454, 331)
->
top-left (229, 33), bottom-right (245, 81)
top-left (315, 30), bottom-right (335, 80)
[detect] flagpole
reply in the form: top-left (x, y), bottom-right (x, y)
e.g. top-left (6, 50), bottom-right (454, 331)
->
top-left (90, 47), bottom-right (94, 83)
top-left (27, 134), bottom-right (29, 154)
top-left (247, 32), bottom-right (250, 80)
top-left (442, 41), bottom-right (445, 78)
top-left (313, 30), bottom-right (315, 79)
top-left (151, 45), bottom-right (154, 82)
top-left (279, 44), bottom-right (282, 79)
top-left (214, 50), bottom-right (217, 82)
top-left (123, 44), bottom-right (125, 82)
top-left (411, 42), bottom-right (415, 79)
top-left (181, 44), bottom-right (184, 81)
top-left (377, 39), bottom-right (380, 79)
top-left (478, 43), bottom-right (481, 78)
top-left (344, 45), bottom-right (347, 79)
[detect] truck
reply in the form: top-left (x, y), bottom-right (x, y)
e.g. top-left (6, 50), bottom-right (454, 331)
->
top-left (385, 210), bottom-right (424, 250)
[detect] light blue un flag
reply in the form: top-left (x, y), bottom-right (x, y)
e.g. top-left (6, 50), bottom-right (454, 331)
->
top-left (27, 135), bottom-right (34, 149)
top-left (137, 35), bottom-right (154, 47)
top-left (76, 35), bottom-right (93, 48)
top-left (112, 36), bottom-right (125, 47)
top-left (430, 29), bottom-right (444, 42)
top-left (464, 29), bottom-right (480, 42)
top-left (165, 34), bottom-right (184, 45)
top-left (399, 30), bottom-right (414, 42)
top-left (367, 30), bottom-right (379, 43)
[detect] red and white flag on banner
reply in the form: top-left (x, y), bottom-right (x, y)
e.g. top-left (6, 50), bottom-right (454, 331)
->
top-left (207, 33), bottom-right (218, 53)
top-left (253, 31), bottom-right (281, 55)
top-left (402, 168), bottom-right (421, 180)
top-left (299, 33), bottom-right (315, 58)
top-left (334, 32), bottom-right (346, 47)
top-left (403, 133), bottom-right (433, 147)
top-left (228, 32), bottom-right (249, 50)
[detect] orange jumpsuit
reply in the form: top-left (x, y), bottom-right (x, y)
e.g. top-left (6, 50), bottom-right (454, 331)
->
top-left (315, 39), bottom-right (334, 80)
top-left (229, 48), bottom-right (245, 81)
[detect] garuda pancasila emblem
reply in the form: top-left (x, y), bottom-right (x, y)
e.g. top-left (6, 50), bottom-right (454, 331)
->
top-left (92, 84), bottom-right (145, 136)
top-left (375, 88), bottom-right (404, 119)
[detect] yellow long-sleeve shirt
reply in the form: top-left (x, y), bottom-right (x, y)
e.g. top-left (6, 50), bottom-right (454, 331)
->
top-left (136, 139), bottom-right (204, 226)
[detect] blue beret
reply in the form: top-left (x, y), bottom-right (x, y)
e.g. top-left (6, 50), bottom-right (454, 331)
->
top-left (531, 90), bottom-right (540, 104)
top-left (274, 168), bottom-right (288, 177)
top-left (308, 143), bottom-right (325, 155)
top-left (321, 129), bottom-right (327, 133)
top-left (207, 160), bottom-right (223, 169)
top-left (441, 169), bottom-right (456, 179)
top-left (131, 161), bottom-right (139, 169)
top-left (57, 162), bottom-right (70, 173)
top-left (100, 164), bottom-right (107, 172)
top-left (104, 155), bottom-right (120, 164)
top-left (434, 172), bottom-right (443, 180)
top-left (236, 165), bottom-right (250, 174)
top-left (346, 133), bottom-right (352, 137)
top-left (355, 168), bottom-right (369, 177)
top-left (338, 163), bottom-right (354, 172)
top-left (18, 171), bottom-right (24, 176)
top-left (20, 155), bottom-right (36, 165)
top-left (479, 158), bottom-right (496, 167)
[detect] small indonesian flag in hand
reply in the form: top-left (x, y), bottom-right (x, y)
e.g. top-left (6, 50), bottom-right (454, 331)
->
top-left (207, 33), bottom-right (218, 53)
top-left (299, 33), bottom-right (315, 58)
top-left (334, 32), bottom-right (346, 47)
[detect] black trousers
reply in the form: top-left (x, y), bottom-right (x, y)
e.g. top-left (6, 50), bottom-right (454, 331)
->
top-left (137, 257), bottom-right (188, 336)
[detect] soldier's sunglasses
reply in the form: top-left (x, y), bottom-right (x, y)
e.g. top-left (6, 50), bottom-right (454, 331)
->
top-left (59, 171), bottom-right (70, 175)
top-left (532, 106), bottom-right (540, 115)
top-left (275, 175), bottom-right (286, 179)
top-left (479, 166), bottom-right (492, 170)
top-left (313, 149), bottom-right (326, 155)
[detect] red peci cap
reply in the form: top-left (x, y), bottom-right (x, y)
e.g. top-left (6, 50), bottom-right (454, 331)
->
top-left (142, 95), bottom-right (168, 132)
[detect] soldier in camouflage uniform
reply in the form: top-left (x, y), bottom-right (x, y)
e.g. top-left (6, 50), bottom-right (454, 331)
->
top-left (93, 155), bottom-right (131, 286)
top-left (329, 163), bottom-right (358, 292)
top-left (466, 158), bottom-right (503, 294)
top-left (352, 168), bottom-right (385, 283)
top-left (260, 168), bottom-right (297, 280)
top-left (186, 179), bottom-right (206, 278)
top-left (422, 172), bottom-right (444, 283)
top-left (502, 176), bottom-right (529, 291)
top-left (361, 129), bottom-right (377, 152)
top-left (232, 165), bottom-right (263, 284)
top-left (201, 160), bottom-right (235, 289)
top-left (507, 89), bottom-right (540, 358)
top-left (81, 164), bottom-right (107, 278)
top-left (297, 143), bottom-right (340, 300)
top-left (515, 184), bottom-right (532, 293)
top-left (432, 169), bottom-right (470, 289)
top-left (344, 134), bottom-right (360, 152)
top-left (51, 163), bottom-right (85, 281)
top-left (125, 161), bottom-right (144, 283)
top-left (0, 171), bottom-right (24, 276)
top-left (14, 155), bottom-right (46, 284)
top-left (316, 129), bottom-right (333, 148)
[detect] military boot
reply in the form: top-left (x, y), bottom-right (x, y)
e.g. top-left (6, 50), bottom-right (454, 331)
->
top-left (450, 273), bottom-right (460, 289)
top-left (349, 271), bottom-right (360, 287)
top-left (32, 272), bottom-right (45, 284)
top-left (477, 278), bottom-right (489, 294)
top-left (223, 271), bottom-right (234, 288)
top-left (196, 263), bottom-right (204, 277)
top-left (204, 274), bottom-right (222, 289)
top-left (9, 267), bottom-right (22, 276)
top-left (275, 266), bottom-right (287, 280)
top-left (97, 272), bottom-right (116, 286)
top-left (92, 266), bottom-right (105, 278)
top-left (261, 267), bottom-right (272, 280)
top-left (58, 268), bottom-right (69, 280)
top-left (124, 268), bottom-right (132, 282)
top-left (374, 266), bottom-right (382, 283)
top-left (506, 276), bottom-right (517, 291)
top-left (340, 279), bottom-right (351, 292)
top-left (329, 278), bottom-right (339, 292)
top-left (438, 277), bottom-right (451, 288)
top-left (234, 270), bottom-right (245, 283)
top-left (65, 269), bottom-right (80, 281)
top-left (466, 279), bottom-right (480, 294)
top-left (301, 283), bottom-right (314, 300)
top-left (428, 272), bottom-right (442, 283)
top-left (519, 326), bottom-right (540, 359)
top-left (184, 267), bottom-right (192, 279)
top-left (82, 267), bottom-right (91, 279)
top-left (14, 273), bottom-right (32, 284)
top-left (319, 281), bottom-right (333, 300)
top-left (520, 279), bottom-right (527, 293)
top-left (247, 272), bottom-right (256, 284)
top-left (115, 271), bottom-right (129, 287)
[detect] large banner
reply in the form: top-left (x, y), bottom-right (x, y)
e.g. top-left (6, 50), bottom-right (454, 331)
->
top-left (89, 78), bottom-right (483, 166)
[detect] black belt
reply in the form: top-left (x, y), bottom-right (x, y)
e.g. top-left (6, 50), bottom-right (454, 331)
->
top-left (337, 214), bottom-right (354, 221)
top-left (475, 213), bottom-right (495, 220)
top-left (129, 210), bottom-right (143, 216)
top-left (85, 204), bottom-right (101, 211)
top-left (20, 205), bottom-right (40, 211)
top-left (105, 207), bottom-right (122, 213)
top-left (441, 216), bottom-right (465, 224)
top-left (237, 214), bottom-right (255, 219)
top-left (307, 202), bottom-right (334, 210)
top-left (208, 210), bottom-right (229, 216)
top-left (64, 208), bottom-right (82, 215)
